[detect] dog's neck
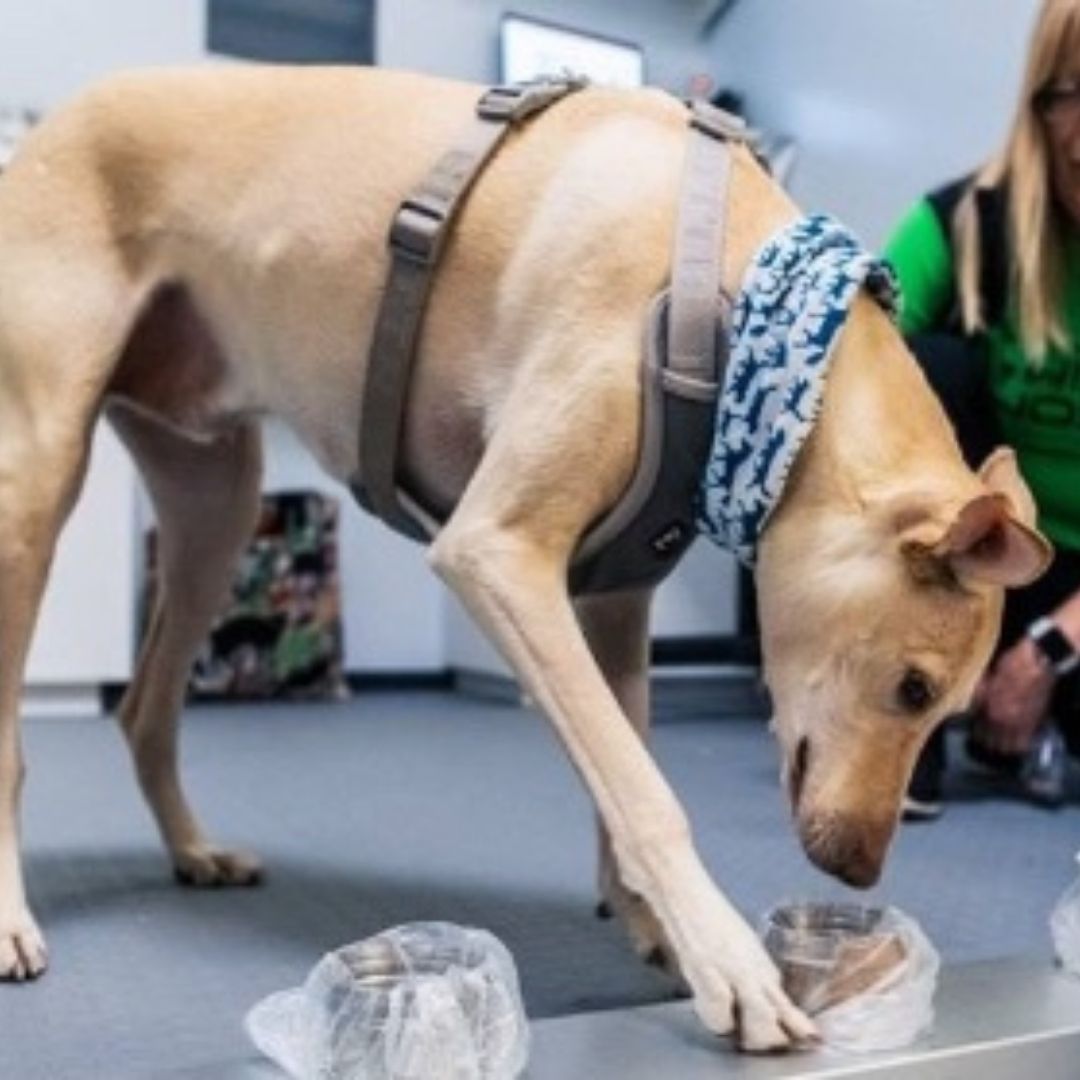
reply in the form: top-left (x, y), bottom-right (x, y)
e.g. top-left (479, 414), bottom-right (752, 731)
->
top-left (706, 153), bottom-right (983, 553)
top-left (697, 211), bottom-right (900, 562)
top-left (768, 294), bottom-right (984, 541)
top-left (712, 156), bottom-right (976, 514)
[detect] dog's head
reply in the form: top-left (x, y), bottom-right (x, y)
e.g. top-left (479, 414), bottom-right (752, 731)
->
top-left (756, 330), bottom-right (1051, 887)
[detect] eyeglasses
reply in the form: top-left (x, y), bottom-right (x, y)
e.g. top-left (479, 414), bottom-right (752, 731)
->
top-left (1035, 79), bottom-right (1080, 125)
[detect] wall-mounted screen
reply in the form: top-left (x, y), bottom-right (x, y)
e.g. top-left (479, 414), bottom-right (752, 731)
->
top-left (500, 14), bottom-right (645, 88)
top-left (208, 0), bottom-right (374, 64)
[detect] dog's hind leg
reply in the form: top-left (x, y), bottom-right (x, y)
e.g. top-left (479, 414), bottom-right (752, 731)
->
top-left (575, 589), bottom-right (678, 974)
top-left (108, 404), bottom-right (264, 887)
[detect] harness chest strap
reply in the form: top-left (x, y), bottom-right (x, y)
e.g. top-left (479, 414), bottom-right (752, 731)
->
top-left (352, 77), bottom-right (587, 539)
top-left (353, 84), bottom-right (746, 592)
top-left (569, 101), bottom-right (744, 593)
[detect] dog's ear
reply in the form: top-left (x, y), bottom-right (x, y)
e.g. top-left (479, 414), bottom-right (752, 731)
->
top-left (977, 446), bottom-right (1038, 527)
top-left (897, 449), bottom-right (1052, 587)
top-left (930, 490), bottom-right (1051, 587)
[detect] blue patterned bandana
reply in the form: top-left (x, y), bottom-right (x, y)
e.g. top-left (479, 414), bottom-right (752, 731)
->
top-left (696, 213), bottom-right (899, 564)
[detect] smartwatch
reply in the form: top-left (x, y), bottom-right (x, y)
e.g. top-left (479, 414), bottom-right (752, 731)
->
top-left (1027, 616), bottom-right (1080, 676)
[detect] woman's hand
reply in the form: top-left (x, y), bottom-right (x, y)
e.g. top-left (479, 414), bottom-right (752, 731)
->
top-left (973, 637), bottom-right (1055, 755)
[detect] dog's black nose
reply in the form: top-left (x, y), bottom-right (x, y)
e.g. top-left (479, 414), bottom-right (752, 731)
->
top-left (800, 814), bottom-right (888, 889)
top-left (831, 851), bottom-right (883, 889)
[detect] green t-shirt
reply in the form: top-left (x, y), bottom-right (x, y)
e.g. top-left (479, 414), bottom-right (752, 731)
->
top-left (884, 199), bottom-right (1080, 550)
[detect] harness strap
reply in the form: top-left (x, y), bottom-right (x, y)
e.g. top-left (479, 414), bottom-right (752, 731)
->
top-left (669, 102), bottom-right (743, 387)
top-left (353, 76), bottom-right (587, 538)
top-left (568, 100), bottom-right (745, 592)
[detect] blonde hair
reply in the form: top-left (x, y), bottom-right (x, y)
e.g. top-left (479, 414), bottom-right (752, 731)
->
top-left (953, 0), bottom-right (1080, 361)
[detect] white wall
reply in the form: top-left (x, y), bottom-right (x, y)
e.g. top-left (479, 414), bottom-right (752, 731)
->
top-left (0, 1), bottom-right (208, 109)
top-left (709, 0), bottom-right (1040, 247)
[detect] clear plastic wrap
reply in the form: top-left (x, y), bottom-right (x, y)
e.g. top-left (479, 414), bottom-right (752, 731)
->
top-left (1050, 852), bottom-right (1080, 977)
top-left (245, 922), bottom-right (530, 1080)
top-left (761, 901), bottom-right (939, 1053)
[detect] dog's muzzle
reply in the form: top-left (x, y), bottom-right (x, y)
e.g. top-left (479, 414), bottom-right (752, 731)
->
top-left (798, 811), bottom-right (894, 889)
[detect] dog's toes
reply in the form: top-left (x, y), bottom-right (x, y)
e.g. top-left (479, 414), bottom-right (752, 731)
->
top-left (735, 986), bottom-right (817, 1054)
top-left (174, 847), bottom-right (263, 888)
top-left (734, 996), bottom-right (792, 1054)
top-left (769, 986), bottom-right (819, 1046)
top-left (0, 916), bottom-right (48, 982)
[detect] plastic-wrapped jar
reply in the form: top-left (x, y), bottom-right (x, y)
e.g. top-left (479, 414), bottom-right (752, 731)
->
top-left (761, 901), bottom-right (939, 1052)
top-left (246, 922), bottom-right (529, 1079)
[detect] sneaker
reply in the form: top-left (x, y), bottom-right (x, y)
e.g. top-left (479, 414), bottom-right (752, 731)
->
top-left (903, 729), bottom-right (946, 822)
top-left (965, 732), bottom-right (1024, 777)
top-left (902, 793), bottom-right (944, 822)
top-left (1021, 725), bottom-right (1068, 809)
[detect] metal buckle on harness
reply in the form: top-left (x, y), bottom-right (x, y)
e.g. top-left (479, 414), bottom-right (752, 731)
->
top-left (477, 84), bottom-right (528, 122)
top-left (478, 75), bottom-right (588, 124)
top-left (388, 196), bottom-right (448, 265)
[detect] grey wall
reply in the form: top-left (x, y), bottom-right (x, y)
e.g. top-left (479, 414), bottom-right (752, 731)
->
top-left (709, 0), bottom-right (1041, 246)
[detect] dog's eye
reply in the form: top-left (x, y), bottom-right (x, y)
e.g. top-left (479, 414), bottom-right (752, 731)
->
top-left (896, 668), bottom-right (937, 714)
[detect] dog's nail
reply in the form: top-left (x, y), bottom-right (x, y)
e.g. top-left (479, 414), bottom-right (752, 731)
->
top-left (645, 945), bottom-right (668, 969)
top-left (595, 901), bottom-right (612, 920)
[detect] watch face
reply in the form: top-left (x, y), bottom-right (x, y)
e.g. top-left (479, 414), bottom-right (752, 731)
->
top-left (1033, 622), bottom-right (1076, 668)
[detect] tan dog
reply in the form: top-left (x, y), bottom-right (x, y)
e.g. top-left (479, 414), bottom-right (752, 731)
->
top-left (0, 66), bottom-right (1051, 1050)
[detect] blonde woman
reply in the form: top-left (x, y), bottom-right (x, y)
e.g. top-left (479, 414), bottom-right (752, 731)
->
top-left (885, 0), bottom-right (1080, 817)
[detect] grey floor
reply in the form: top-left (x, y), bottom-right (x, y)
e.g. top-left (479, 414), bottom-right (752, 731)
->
top-left (3, 688), bottom-right (1079, 1079)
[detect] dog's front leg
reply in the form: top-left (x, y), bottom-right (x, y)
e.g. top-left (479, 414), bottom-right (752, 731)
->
top-left (575, 589), bottom-right (675, 971)
top-left (0, 415), bottom-right (95, 979)
top-left (435, 526), bottom-right (812, 1048)
top-left (432, 512), bottom-right (815, 1051)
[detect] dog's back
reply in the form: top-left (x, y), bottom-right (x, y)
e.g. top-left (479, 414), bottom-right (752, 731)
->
top-left (0, 66), bottom-right (706, 508)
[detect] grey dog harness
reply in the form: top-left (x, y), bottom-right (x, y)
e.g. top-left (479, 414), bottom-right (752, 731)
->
top-left (351, 79), bottom-right (744, 594)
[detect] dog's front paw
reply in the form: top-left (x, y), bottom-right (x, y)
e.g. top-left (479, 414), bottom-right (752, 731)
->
top-left (0, 908), bottom-right (47, 981)
top-left (686, 926), bottom-right (818, 1052)
top-left (173, 845), bottom-right (263, 888)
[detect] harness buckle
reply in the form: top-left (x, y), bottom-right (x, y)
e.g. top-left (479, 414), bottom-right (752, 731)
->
top-left (478, 75), bottom-right (589, 124)
top-left (389, 196), bottom-right (448, 265)
top-left (477, 84), bottom-right (527, 122)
